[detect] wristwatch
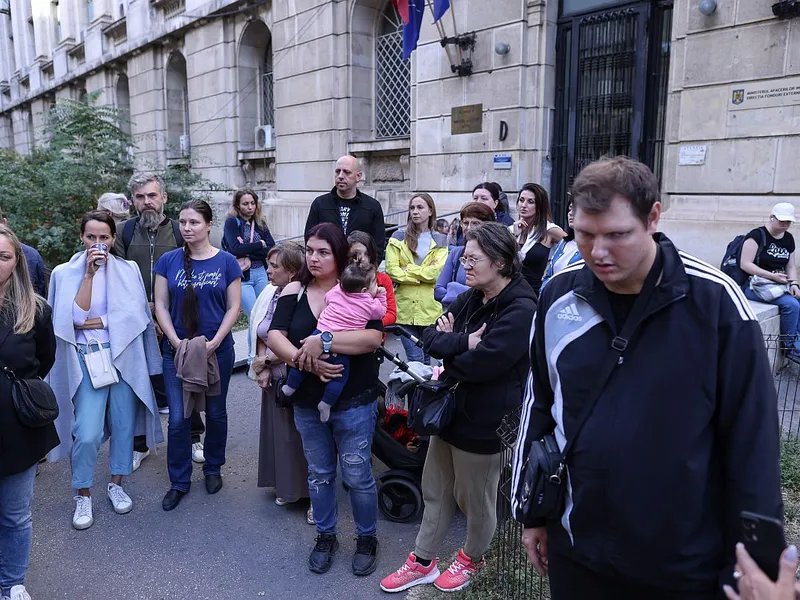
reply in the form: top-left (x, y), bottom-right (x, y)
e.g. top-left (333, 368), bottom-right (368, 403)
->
top-left (321, 331), bottom-right (334, 354)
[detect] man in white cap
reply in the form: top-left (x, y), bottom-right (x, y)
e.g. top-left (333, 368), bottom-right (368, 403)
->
top-left (739, 201), bottom-right (800, 361)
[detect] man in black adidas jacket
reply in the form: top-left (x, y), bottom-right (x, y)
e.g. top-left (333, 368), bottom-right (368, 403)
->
top-left (511, 157), bottom-right (782, 599)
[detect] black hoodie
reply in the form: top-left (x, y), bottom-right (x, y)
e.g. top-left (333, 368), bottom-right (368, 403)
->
top-left (423, 274), bottom-right (537, 454)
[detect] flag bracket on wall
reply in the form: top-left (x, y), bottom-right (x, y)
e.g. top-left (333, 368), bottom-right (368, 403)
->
top-left (440, 31), bottom-right (476, 76)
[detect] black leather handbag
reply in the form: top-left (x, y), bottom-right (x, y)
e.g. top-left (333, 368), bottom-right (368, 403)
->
top-left (409, 378), bottom-right (459, 435)
top-left (1, 362), bottom-right (59, 428)
top-left (518, 249), bottom-right (662, 523)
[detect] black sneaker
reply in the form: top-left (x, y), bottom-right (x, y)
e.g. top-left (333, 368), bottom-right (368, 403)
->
top-left (309, 533), bottom-right (339, 574)
top-left (352, 535), bottom-right (379, 576)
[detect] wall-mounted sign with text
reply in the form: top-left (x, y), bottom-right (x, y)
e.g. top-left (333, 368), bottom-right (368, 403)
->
top-left (729, 76), bottom-right (800, 111)
top-left (451, 104), bottom-right (483, 135)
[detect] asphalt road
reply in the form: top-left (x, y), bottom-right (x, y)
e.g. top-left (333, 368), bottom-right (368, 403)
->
top-left (25, 336), bottom-right (467, 600)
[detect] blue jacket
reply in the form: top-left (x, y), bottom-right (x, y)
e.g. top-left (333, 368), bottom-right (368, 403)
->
top-left (22, 243), bottom-right (46, 296)
top-left (222, 216), bottom-right (275, 280)
top-left (540, 239), bottom-right (582, 290)
top-left (435, 246), bottom-right (470, 309)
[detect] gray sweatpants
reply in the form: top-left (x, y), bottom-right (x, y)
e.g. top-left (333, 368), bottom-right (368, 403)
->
top-left (414, 435), bottom-right (503, 562)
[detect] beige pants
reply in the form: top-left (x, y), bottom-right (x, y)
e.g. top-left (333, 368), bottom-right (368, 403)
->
top-left (414, 435), bottom-right (503, 562)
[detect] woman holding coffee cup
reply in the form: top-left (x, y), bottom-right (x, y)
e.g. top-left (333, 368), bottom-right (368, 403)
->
top-left (47, 210), bottom-right (162, 531)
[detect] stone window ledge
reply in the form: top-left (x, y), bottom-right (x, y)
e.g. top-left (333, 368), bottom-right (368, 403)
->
top-left (238, 149), bottom-right (275, 162)
top-left (348, 137), bottom-right (410, 155)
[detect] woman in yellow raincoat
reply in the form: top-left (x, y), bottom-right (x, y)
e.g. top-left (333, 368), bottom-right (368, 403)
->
top-left (385, 193), bottom-right (449, 364)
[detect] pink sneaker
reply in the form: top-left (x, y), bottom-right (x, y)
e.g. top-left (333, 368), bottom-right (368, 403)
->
top-left (433, 548), bottom-right (485, 592)
top-left (380, 553), bottom-right (440, 593)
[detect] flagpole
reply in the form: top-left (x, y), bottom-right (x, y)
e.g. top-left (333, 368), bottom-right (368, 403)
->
top-left (448, 0), bottom-right (463, 66)
top-left (424, 0), bottom-right (456, 68)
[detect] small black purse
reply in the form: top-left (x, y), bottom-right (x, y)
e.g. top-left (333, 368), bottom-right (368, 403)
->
top-left (1, 362), bottom-right (59, 428)
top-left (409, 378), bottom-right (459, 435)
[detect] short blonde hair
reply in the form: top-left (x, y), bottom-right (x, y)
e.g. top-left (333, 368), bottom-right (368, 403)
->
top-left (97, 192), bottom-right (131, 221)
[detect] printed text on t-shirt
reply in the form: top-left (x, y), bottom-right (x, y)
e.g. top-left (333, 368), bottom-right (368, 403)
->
top-left (175, 268), bottom-right (223, 290)
top-left (766, 243), bottom-right (790, 262)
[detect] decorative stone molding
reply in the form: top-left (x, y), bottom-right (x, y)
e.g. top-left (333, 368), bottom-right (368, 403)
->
top-left (103, 16), bottom-right (128, 45)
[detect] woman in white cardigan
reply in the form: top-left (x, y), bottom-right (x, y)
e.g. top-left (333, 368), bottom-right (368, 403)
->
top-left (47, 211), bottom-right (162, 531)
top-left (248, 242), bottom-right (311, 521)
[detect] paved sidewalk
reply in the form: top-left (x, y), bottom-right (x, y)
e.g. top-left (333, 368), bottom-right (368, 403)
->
top-left (26, 332), bottom-right (467, 599)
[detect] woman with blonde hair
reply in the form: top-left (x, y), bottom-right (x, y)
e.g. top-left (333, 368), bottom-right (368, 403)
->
top-left (96, 192), bottom-right (132, 225)
top-left (386, 193), bottom-right (448, 364)
top-left (223, 189), bottom-right (275, 319)
top-left (0, 225), bottom-right (57, 600)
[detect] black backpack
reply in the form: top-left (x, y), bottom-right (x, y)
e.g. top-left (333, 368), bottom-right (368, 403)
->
top-left (121, 217), bottom-right (183, 252)
top-left (720, 228), bottom-right (766, 286)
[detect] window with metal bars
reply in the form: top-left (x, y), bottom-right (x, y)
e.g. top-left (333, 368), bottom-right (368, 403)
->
top-left (262, 42), bottom-right (274, 127)
top-left (375, 4), bottom-right (410, 139)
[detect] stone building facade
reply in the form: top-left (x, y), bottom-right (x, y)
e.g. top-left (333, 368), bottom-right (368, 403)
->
top-left (0, 0), bottom-right (797, 263)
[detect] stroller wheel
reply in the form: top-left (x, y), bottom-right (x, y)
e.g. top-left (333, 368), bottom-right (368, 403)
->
top-left (378, 477), bottom-right (423, 523)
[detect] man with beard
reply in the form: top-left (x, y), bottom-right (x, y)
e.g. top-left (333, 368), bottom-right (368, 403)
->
top-left (114, 173), bottom-right (206, 470)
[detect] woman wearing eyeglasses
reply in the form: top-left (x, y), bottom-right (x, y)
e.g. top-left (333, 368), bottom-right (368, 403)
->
top-left (380, 222), bottom-right (536, 594)
top-left (435, 202), bottom-right (495, 312)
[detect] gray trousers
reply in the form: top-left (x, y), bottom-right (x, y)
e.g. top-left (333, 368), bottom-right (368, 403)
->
top-left (414, 435), bottom-right (502, 562)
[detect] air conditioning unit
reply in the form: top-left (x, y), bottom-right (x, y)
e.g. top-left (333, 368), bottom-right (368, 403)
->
top-left (179, 134), bottom-right (191, 157)
top-left (255, 125), bottom-right (274, 150)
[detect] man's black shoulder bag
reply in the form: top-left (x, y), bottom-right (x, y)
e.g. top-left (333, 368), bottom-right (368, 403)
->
top-left (518, 251), bottom-right (662, 523)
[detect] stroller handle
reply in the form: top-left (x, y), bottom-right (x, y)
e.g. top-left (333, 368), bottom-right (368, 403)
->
top-left (384, 325), bottom-right (424, 348)
top-left (377, 347), bottom-right (428, 383)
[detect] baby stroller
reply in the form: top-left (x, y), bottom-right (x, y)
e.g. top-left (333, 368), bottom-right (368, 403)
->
top-left (373, 326), bottom-right (432, 523)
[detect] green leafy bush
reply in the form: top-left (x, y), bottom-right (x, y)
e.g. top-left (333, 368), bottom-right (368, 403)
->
top-left (0, 93), bottom-right (219, 267)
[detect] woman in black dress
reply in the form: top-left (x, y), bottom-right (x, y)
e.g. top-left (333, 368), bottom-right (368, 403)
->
top-left (511, 183), bottom-right (566, 295)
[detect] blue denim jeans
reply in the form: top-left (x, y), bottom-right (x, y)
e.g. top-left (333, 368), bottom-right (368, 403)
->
top-left (399, 324), bottom-right (430, 365)
top-left (162, 343), bottom-right (234, 492)
top-left (0, 464), bottom-right (37, 596)
top-left (294, 400), bottom-right (378, 537)
top-left (72, 346), bottom-right (138, 489)
top-left (241, 265), bottom-right (269, 320)
top-left (745, 287), bottom-right (800, 352)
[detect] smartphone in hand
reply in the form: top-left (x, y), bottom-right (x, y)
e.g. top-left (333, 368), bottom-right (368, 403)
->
top-left (741, 511), bottom-right (786, 582)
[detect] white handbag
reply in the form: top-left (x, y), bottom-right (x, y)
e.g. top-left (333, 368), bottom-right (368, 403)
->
top-left (83, 339), bottom-right (119, 389)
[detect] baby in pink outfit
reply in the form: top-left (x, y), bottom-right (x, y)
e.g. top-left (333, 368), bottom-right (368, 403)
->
top-left (282, 263), bottom-right (387, 422)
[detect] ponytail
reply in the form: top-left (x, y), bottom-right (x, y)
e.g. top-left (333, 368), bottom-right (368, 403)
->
top-left (181, 242), bottom-right (200, 337)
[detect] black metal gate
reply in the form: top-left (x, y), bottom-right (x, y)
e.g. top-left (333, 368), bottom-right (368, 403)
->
top-left (551, 1), bottom-right (673, 226)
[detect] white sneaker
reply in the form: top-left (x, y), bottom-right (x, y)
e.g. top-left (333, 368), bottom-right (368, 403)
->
top-left (9, 585), bottom-right (32, 600)
top-left (72, 496), bottom-right (93, 530)
top-left (107, 483), bottom-right (133, 514)
top-left (192, 442), bottom-right (205, 464)
top-left (132, 449), bottom-right (150, 472)
top-left (158, 407), bottom-right (169, 414)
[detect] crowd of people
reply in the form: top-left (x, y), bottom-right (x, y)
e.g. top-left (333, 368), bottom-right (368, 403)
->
top-left (0, 154), bottom-right (793, 600)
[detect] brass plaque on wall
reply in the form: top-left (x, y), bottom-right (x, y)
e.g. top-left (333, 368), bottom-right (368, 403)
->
top-left (451, 104), bottom-right (483, 135)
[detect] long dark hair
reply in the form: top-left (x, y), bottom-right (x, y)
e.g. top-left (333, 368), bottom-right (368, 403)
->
top-left (405, 193), bottom-right (437, 256)
top-left (518, 183), bottom-right (552, 245)
top-left (179, 199), bottom-right (213, 337)
top-left (80, 210), bottom-right (119, 256)
top-left (298, 223), bottom-right (349, 286)
top-left (347, 231), bottom-right (379, 267)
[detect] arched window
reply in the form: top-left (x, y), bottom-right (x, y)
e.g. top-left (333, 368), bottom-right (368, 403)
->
top-left (238, 20), bottom-right (272, 151)
top-left (262, 42), bottom-right (274, 127)
top-left (165, 52), bottom-right (189, 158)
top-left (375, 3), bottom-right (410, 138)
top-left (116, 74), bottom-right (131, 136)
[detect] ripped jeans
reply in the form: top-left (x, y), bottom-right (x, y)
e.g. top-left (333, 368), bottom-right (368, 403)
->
top-left (293, 400), bottom-right (378, 537)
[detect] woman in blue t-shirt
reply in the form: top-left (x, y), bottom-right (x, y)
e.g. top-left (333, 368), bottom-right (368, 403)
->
top-left (153, 200), bottom-right (242, 511)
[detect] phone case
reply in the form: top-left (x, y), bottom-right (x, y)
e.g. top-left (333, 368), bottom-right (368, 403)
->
top-left (741, 511), bottom-right (786, 582)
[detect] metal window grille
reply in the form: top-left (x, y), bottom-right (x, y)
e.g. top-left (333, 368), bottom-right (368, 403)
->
top-left (262, 43), bottom-right (274, 126)
top-left (375, 5), bottom-right (410, 139)
top-left (642, 2), bottom-right (673, 185)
